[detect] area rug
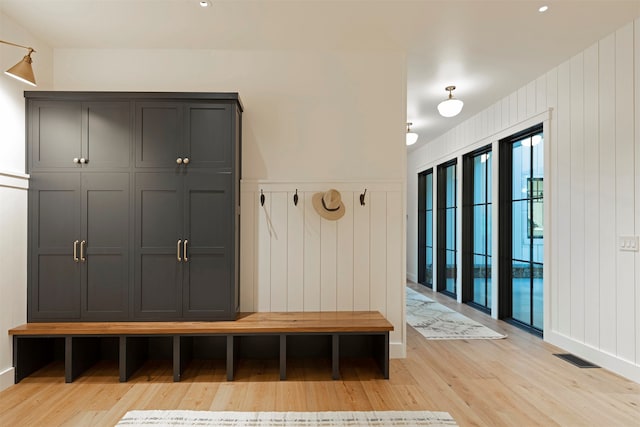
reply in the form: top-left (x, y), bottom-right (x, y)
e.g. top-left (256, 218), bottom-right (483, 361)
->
top-left (116, 410), bottom-right (458, 426)
top-left (406, 287), bottom-right (506, 340)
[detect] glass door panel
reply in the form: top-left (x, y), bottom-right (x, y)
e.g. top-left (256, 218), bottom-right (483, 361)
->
top-left (463, 146), bottom-right (492, 311)
top-left (499, 125), bottom-right (544, 335)
top-left (418, 170), bottom-right (434, 288)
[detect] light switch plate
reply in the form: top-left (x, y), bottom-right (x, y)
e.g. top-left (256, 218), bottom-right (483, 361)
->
top-left (619, 236), bottom-right (639, 252)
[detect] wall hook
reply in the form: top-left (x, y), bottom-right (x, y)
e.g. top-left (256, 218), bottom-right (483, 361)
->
top-left (359, 189), bottom-right (367, 206)
top-left (293, 189), bottom-right (299, 206)
top-left (260, 189), bottom-right (265, 206)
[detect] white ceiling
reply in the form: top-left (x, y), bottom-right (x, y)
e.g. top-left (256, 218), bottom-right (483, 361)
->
top-left (1, 0), bottom-right (639, 149)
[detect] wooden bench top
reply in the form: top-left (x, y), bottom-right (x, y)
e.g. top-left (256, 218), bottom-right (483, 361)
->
top-left (8, 311), bottom-right (394, 336)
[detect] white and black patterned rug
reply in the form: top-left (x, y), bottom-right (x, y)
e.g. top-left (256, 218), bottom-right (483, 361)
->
top-left (116, 410), bottom-right (458, 426)
top-left (406, 287), bottom-right (506, 340)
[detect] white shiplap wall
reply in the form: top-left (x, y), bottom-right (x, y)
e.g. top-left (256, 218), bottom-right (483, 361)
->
top-left (0, 173), bottom-right (28, 391)
top-left (407, 19), bottom-right (640, 382)
top-left (241, 181), bottom-right (405, 357)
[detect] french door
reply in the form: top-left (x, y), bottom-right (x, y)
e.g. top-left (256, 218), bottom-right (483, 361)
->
top-left (499, 124), bottom-right (544, 334)
top-left (462, 146), bottom-right (492, 312)
top-left (437, 160), bottom-right (457, 298)
top-left (418, 169), bottom-right (434, 288)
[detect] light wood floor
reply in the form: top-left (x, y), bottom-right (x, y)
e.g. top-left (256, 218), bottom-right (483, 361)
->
top-left (1, 283), bottom-right (639, 427)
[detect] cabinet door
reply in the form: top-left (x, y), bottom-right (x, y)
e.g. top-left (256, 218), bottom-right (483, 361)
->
top-left (29, 173), bottom-right (81, 320)
top-left (29, 101), bottom-right (82, 170)
top-left (81, 173), bottom-right (130, 319)
top-left (182, 172), bottom-right (233, 318)
top-left (84, 102), bottom-right (131, 169)
top-left (134, 172), bottom-right (182, 318)
top-left (135, 103), bottom-right (182, 168)
top-left (184, 104), bottom-right (232, 169)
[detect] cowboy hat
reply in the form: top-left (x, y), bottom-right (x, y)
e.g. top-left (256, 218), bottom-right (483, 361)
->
top-left (312, 189), bottom-right (345, 220)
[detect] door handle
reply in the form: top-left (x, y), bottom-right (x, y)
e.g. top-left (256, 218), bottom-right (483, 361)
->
top-left (183, 239), bottom-right (188, 262)
top-left (177, 239), bottom-right (182, 261)
top-left (80, 240), bottom-right (86, 262)
top-left (182, 157), bottom-right (190, 165)
top-left (73, 240), bottom-right (79, 262)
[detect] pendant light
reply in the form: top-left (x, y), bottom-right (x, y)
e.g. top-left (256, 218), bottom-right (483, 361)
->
top-left (437, 86), bottom-right (463, 118)
top-left (1, 40), bottom-right (37, 87)
top-left (406, 122), bottom-right (418, 146)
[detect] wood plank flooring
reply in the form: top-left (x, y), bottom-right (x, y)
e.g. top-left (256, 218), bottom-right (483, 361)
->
top-left (1, 284), bottom-right (639, 427)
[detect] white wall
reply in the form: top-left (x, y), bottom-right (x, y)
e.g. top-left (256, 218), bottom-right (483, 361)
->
top-left (0, 11), bottom-right (53, 391)
top-left (52, 48), bottom-right (408, 357)
top-left (53, 49), bottom-right (406, 181)
top-left (408, 19), bottom-right (640, 383)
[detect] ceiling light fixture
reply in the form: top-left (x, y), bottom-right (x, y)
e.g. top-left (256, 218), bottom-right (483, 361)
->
top-left (406, 122), bottom-right (418, 146)
top-left (0, 39), bottom-right (37, 86)
top-left (199, 1), bottom-right (210, 7)
top-left (538, 5), bottom-right (549, 13)
top-left (437, 86), bottom-right (463, 118)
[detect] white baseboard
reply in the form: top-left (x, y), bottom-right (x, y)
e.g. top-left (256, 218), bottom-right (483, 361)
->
top-left (406, 272), bottom-right (417, 283)
top-left (0, 367), bottom-right (15, 392)
top-left (546, 331), bottom-right (640, 384)
top-left (390, 341), bottom-right (405, 359)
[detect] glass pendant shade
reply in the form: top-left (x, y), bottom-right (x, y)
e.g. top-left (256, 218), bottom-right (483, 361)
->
top-left (406, 122), bottom-right (418, 146)
top-left (437, 98), bottom-right (463, 117)
top-left (406, 132), bottom-right (418, 146)
top-left (437, 86), bottom-right (463, 117)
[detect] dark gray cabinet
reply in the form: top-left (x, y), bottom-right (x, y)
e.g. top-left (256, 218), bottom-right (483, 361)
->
top-left (29, 173), bottom-right (82, 319)
top-left (136, 102), bottom-right (232, 169)
top-left (29, 173), bottom-right (130, 320)
top-left (26, 92), bottom-right (242, 322)
top-left (29, 100), bottom-right (131, 171)
top-left (134, 171), bottom-right (234, 319)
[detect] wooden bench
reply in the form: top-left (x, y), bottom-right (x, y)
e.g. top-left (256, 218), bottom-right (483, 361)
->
top-left (9, 311), bottom-right (393, 383)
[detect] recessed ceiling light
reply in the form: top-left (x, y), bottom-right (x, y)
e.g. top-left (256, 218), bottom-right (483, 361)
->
top-left (199, 1), bottom-right (210, 7)
top-left (538, 5), bottom-right (549, 13)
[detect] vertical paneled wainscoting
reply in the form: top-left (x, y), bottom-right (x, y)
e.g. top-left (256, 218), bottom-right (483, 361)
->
top-left (407, 19), bottom-right (640, 382)
top-left (0, 172), bottom-right (28, 391)
top-left (240, 181), bottom-right (405, 358)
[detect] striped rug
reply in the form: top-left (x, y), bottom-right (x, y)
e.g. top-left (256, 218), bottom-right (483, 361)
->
top-left (116, 410), bottom-right (458, 426)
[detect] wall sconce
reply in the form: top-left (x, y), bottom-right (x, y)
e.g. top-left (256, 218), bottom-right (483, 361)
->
top-left (406, 122), bottom-right (418, 146)
top-left (1, 40), bottom-right (37, 86)
top-left (437, 86), bottom-right (463, 117)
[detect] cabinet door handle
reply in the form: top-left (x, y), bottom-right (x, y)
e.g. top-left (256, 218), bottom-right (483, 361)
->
top-left (73, 158), bottom-right (80, 164)
top-left (177, 239), bottom-right (182, 261)
top-left (183, 157), bottom-right (190, 165)
top-left (73, 240), bottom-right (79, 262)
top-left (176, 157), bottom-right (183, 165)
top-left (183, 239), bottom-right (188, 262)
top-left (80, 158), bottom-right (87, 164)
top-left (80, 240), bottom-right (86, 262)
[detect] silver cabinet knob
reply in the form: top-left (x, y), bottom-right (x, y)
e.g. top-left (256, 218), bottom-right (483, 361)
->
top-left (183, 157), bottom-right (190, 165)
top-left (73, 158), bottom-right (80, 164)
top-left (80, 158), bottom-right (87, 164)
top-left (176, 158), bottom-right (183, 165)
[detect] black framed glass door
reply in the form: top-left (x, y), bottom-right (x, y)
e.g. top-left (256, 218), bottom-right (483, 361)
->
top-left (499, 124), bottom-right (544, 334)
top-left (462, 145), bottom-right (492, 312)
top-left (437, 160), bottom-right (457, 298)
top-left (418, 169), bottom-right (434, 288)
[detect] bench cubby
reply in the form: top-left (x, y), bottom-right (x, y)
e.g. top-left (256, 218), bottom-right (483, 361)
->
top-left (9, 311), bottom-right (393, 384)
